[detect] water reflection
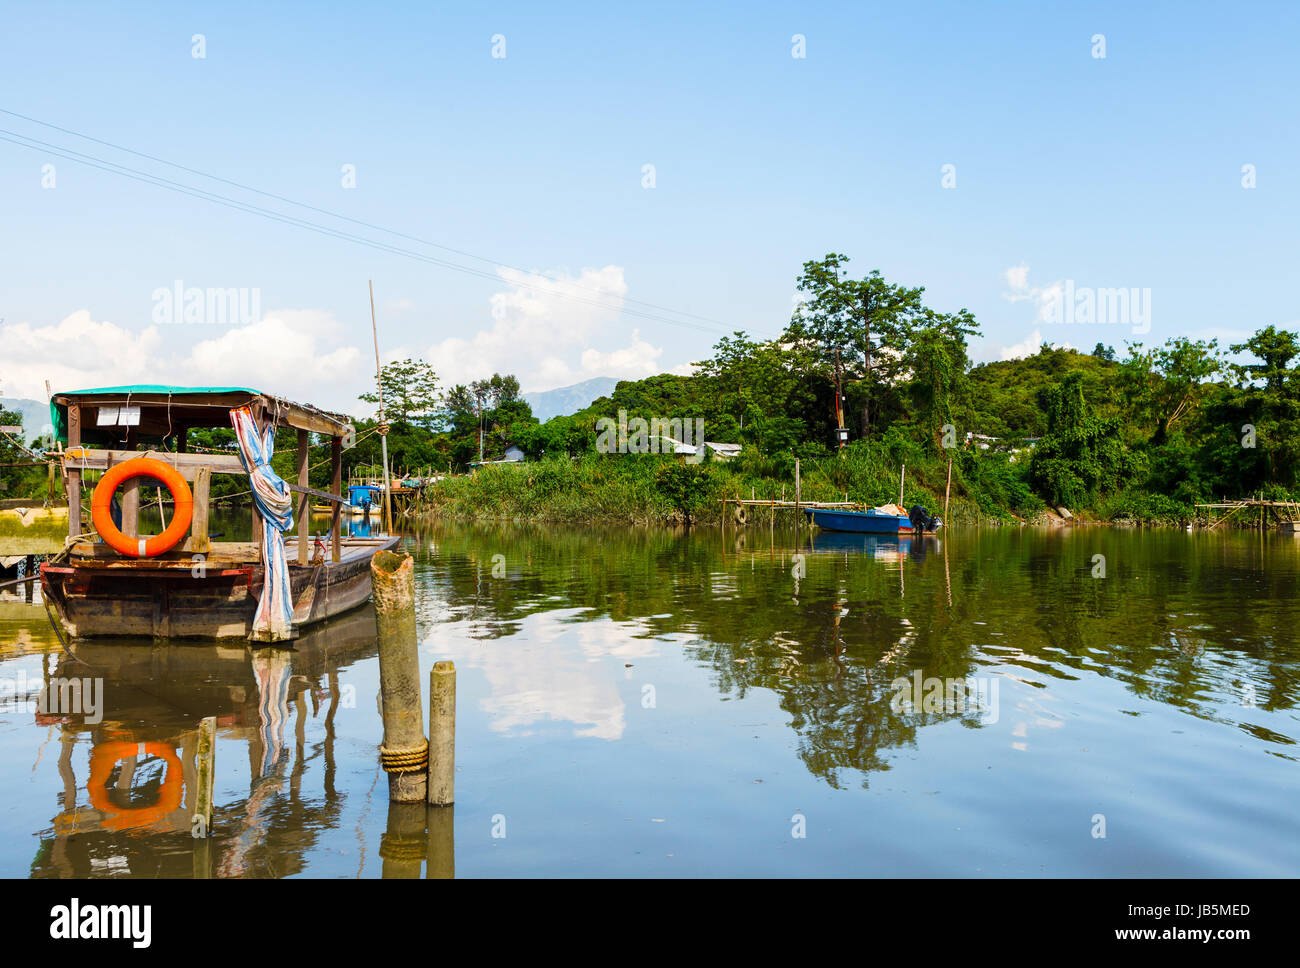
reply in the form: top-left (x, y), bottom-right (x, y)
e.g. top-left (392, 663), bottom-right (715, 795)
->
top-left (23, 607), bottom-right (452, 878)
top-left (410, 522), bottom-right (1300, 790)
top-left (3, 518), bottom-right (1298, 876)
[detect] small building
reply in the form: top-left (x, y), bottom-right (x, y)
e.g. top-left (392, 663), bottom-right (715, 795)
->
top-left (659, 438), bottom-right (742, 462)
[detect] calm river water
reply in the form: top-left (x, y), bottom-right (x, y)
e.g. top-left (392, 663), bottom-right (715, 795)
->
top-left (1, 519), bottom-right (1297, 876)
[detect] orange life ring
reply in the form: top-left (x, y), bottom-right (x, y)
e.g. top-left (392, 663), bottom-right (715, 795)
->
top-left (88, 739), bottom-right (184, 830)
top-left (91, 457), bottom-right (193, 557)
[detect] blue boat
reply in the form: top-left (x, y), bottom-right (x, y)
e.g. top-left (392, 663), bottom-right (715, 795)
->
top-left (347, 483), bottom-right (383, 516)
top-left (804, 504), bottom-right (942, 535)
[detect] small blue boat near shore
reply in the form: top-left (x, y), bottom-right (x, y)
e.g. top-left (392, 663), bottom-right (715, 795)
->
top-left (804, 503), bottom-right (942, 535)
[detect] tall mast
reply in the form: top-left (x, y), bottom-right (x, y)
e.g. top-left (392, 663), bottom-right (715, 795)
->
top-left (369, 280), bottom-right (394, 534)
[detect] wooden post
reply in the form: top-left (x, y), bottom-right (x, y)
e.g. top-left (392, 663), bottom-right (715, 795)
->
top-left (331, 436), bottom-right (342, 563)
top-left (191, 466), bottom-right (212, 554)
top-left (899, 464), bottom-right (906, 507)
top-left (67, 403), bottom-right (81, 539)
top-left (371, 551), bottom-right (427, 802)
top-left (121, 473), bottom-right (140, 540)
top-left (46, 459), bottom-right (55, 505)
top-left (194, 715), bottom-right (216, 838)
top-left (794, 458), bottom-right (801, 508)
top-left (429, 661), bottom-right (456, 806)
top-left (944, 457), bottom-right (952, 522)
top-left (297, 429), bottom-right (310, 564)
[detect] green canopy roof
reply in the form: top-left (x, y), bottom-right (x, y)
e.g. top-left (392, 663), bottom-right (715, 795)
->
top-left (51, 386), bottom-right (259, 444)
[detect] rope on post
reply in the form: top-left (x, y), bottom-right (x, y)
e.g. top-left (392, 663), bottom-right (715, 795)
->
top-left (380, 739), bottom-right (429, 774)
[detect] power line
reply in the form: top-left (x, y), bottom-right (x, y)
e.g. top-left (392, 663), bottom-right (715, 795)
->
top-left (0, 107), bottom-right (736, 335)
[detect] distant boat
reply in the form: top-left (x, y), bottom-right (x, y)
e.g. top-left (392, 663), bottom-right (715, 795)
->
top-left (347, 483), bottom-right (383, 516)
top-left (804, 503), bottom-right (942, 535)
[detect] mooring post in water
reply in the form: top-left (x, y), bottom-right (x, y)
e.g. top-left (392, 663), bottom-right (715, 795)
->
top-left (944, 457), bottom-right (952, 522)
top-left (371, 550), bottom-right (428, 802)
top-left (194, 715), bottom-right (216, 839)
top-left (429, 660), bottom-right (456, 806)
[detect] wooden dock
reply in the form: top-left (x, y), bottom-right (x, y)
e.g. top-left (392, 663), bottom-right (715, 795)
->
top-left (1196, 499), bottom-right (1300, 531)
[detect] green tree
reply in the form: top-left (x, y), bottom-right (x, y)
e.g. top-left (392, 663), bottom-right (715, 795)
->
top-left (359, 358), bottom-right (441, 426)
top-left (1029, 372), bottom-right (1130, 506)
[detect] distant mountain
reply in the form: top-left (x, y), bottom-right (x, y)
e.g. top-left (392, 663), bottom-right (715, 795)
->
top-left (523, 377), bottom-right (618, 422)
top-left (0, 397), bottom-right (53, 442)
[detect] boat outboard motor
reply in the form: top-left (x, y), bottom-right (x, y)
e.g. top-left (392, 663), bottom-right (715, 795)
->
top-left (908, 504), bottom-right (940, 532)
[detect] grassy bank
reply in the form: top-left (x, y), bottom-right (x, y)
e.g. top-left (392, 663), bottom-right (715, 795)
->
top-left (413, 435), bottom-right (1205, 527)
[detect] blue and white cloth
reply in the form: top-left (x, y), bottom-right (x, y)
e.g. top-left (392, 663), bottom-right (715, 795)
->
top-left (230, 406), bottom-right (295, 639)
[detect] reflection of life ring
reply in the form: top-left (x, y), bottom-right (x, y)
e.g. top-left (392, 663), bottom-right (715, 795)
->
top-left (91, 457), bottom-right (193, 557)
top-left (88, 739), bottom-right (184, 830)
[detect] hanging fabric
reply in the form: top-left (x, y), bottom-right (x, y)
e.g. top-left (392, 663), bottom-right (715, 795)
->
top-left (230, 406), bottom-right (295, 639)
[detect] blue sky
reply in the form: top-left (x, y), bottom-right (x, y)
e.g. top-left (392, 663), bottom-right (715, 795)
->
top-left (2, 0), bottom-right (1297, 414)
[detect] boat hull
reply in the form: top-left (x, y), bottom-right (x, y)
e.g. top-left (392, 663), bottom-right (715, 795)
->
top-left (803, 508), bottom-right (938, 534)
top-left (40, 536), bottom-right (399, 642)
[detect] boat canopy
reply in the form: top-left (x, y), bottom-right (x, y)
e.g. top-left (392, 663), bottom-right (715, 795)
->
top-left (50, 385), bottom-right (353, 445)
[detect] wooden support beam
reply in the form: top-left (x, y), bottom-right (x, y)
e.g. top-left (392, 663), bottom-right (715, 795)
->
top-left (70, 539), bottom-right (259, 560)
top-left (120, 476), bottom-right (140, 538)
top-left (286, 482), bottom-right (347, 504)
top-left (331, 436), bottom-right (342, 564)
top-left (190, 466), bottom-right (212, 555)
top-left (63, 449), bottom-right (246, 478)
top-left (297, 429), bottom-right (310, 565)
top-left (67, 404), bottom-right (81, 539)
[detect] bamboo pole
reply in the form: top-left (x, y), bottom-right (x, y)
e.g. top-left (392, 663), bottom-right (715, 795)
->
top-left (944, 457), bottom-right (952, 521)
top-left (369, 280), bottom-right (395, 536)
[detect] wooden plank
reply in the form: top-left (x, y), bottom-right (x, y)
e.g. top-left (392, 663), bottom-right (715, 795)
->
top-left (120, 477), bottom-right (140, 538)
top-left (286, 482), bottom-right (347, 504)
top-left (297, 429), bottom-right (309, 564)
top-left (71, 540), bottom-right (259, 560)
top-left (190, 466), bottom-right (211, 555)
top-left (67, 404), bottom-right (81, 539)
top-left (331, 437), bottom-right (342, 564)
top-left (62, 449), bottom-right (246, 477)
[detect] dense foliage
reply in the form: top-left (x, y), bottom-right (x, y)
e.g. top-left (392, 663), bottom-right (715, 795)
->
top-left (4, 256), bottom-right (1296, 528)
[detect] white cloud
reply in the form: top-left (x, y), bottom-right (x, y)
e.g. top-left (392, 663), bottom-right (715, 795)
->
top-left (1002, 263), bottom-right (1064, 323)
top-left (427, 265), bottom-right (681, 392)
top-left (999, 329), bottom-right (1044, 361)
top-left (0, 309), bottom-right (364, 407)
top-left (998, 328), bottom-right (1076, 361)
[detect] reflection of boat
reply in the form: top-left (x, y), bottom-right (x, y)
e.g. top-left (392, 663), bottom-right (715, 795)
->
top-left (41, 386), bottom-right (399, 642)
top-left (31, 609), bottom-right (392, 874)
top-left (804, 503), bottom-right (941, 535)
top-left (806, 531), bottom-right (936, 562)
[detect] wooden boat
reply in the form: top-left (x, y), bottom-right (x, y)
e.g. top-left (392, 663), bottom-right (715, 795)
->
top-left (804, 503), bottom-right (942, 535)
top-left (40, 385), bottom-right (398, 643)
